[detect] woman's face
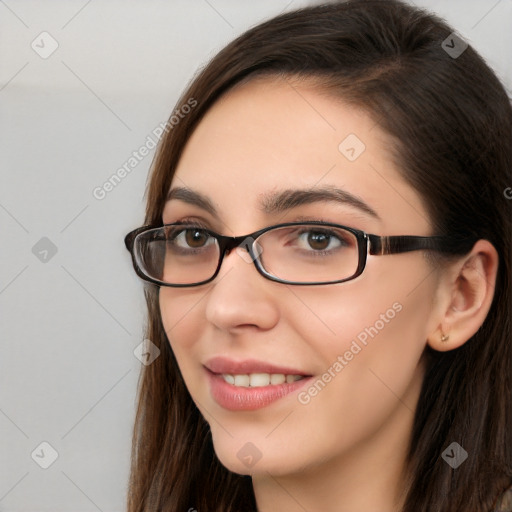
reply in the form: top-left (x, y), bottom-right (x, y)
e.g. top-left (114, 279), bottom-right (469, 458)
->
top-left (160, 77), bottom-right (442, 478)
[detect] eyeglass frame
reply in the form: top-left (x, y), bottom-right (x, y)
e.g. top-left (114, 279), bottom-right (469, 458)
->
top-left (124, 220), bottom-right (476, 287)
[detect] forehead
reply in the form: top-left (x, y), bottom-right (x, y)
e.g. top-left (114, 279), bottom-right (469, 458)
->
top-left (168, 77), bottom-right (430, 233)
top-left (175, 77), bottom-right (378, 184)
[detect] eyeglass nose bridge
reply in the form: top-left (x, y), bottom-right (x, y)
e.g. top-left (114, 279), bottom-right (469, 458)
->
top-left (217, 234), bottom-right (262, 264)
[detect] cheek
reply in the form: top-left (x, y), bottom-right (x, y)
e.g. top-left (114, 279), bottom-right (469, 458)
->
top-left (159, 288), bottom-right (206, 363)
top-left (286, 255), bottom-right (435, 411)
top-left (286, 253), bottom-right (435, 353)
top-left (277, 269), bottom-right (433, 463)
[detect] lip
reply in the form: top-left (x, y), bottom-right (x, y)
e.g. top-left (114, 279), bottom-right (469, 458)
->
top-left (203, 357), bottom-right (313, 411)
top-left (204, 356), bottom-right (310, 376)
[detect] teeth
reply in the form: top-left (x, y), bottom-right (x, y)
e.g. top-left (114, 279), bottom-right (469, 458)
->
top-left (234, 374), bottom-right (250, 387)
top-left (270, 373), bottom-right (286, 385)
top-left (221, 373), bottom-right (304, 387)
top-left (223, 374), bottom-right (235, 385)
top-left (250, 373), bottom-right (270, 387)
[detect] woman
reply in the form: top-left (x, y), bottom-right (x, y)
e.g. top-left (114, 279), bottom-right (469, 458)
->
top-left (124, 0), bottom-right (512, 510)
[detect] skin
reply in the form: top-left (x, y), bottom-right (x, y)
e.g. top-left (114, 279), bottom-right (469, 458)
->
top-left (159, 77), bottom-right (498, 512)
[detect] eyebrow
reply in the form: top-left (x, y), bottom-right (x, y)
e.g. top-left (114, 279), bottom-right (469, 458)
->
top-left (166, 185), bottom-right (380, 220)
top-left (167, 187), bottom-right (219, 217)
top-left (260, 186), bottom-right (379, 219)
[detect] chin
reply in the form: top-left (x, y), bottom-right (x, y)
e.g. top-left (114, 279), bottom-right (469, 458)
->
top-left (211, 434), bottom-right (306, 478)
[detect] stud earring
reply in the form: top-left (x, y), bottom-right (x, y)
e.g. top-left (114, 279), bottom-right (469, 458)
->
top-left (441, 333), bottom-right (450, 342)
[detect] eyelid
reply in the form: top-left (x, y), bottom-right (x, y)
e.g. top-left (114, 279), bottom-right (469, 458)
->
top-left (293, 215), bottom-right (333, 223)
top-left (168, 217), bottom-right (214, 230)
top-left (289, 215), bottom-right (363, 231)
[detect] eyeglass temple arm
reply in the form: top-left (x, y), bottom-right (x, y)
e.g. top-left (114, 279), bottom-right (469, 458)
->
top-left (368, 234), bottom-right (475, 256)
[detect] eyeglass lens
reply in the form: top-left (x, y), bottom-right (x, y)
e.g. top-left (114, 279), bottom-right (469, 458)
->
top-left (134, 224), bottom-right (360, 285)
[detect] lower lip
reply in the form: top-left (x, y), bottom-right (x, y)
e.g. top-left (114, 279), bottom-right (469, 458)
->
top-left (205, 368), bottom-right (312, 411)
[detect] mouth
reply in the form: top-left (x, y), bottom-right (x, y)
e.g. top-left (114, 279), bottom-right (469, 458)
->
top-left (218, 372), bottom-right (305, 387)
top-left (203, 357), bottom-right (313, 411)
top-left (204, 355), bottom-right (311, 378)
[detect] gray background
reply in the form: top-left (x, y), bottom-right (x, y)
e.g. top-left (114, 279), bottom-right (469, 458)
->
top-left (1, 1), bottom-right (510, 510)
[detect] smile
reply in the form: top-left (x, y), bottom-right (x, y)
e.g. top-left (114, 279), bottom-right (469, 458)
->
top-left (221, 373), bottom-right (304, 387)
top-left (205, 369), bottom-right (312, 411)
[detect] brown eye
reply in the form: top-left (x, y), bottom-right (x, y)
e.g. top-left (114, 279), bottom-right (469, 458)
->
top-left (166, 227), bottom-right (215, 252)
top-left (307, 232), bottom-right (330, 251)
top-left (185, 229), bottom-right (209, 248)
top-left (289, 227), bottom-right (352, 255)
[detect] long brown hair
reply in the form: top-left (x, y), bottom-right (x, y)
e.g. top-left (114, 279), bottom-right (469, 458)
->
top-left (127, 1), bottom-right (512, 510)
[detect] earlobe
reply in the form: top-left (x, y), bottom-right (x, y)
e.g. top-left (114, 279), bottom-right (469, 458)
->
top-left (427, 239), bottom-right (499, 353)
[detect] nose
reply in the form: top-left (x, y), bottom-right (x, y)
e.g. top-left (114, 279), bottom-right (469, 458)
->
top-left (205, 246), bottom-right (280, 333)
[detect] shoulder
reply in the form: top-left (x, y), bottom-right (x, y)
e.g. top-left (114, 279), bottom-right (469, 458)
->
top-left (494, 485), bottom-right (512, 512)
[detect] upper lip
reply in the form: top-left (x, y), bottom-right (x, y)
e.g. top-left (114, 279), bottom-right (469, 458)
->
top-left (204, 356), bottom-right (311, 376)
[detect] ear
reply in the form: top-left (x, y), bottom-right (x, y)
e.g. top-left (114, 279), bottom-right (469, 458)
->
top-left (427, 239), bottom-right (499, 352)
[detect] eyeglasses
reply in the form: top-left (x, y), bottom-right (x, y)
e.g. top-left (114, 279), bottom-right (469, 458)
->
top-left (124, 221), bottom-right (474, 287)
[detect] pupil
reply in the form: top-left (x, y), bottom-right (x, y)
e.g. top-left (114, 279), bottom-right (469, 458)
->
top-left (185, 229), bottom-right (206, 248)
top-left (309, 232), bottom-right (329, 250)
